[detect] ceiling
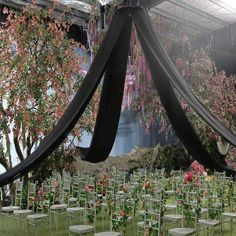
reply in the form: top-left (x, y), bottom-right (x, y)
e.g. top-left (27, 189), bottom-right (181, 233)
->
top-left (151, 0), bottom-right (236, 39)
top-left (57, 0), bottom-right (236, 41)
top-left (2, 0), bottom-right (236, 40)
top-left (1, 0), bottom-right (236, 72)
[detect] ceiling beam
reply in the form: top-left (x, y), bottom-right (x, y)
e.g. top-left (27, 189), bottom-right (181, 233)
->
top-left (139, 0), bottom-right (165, 8)
top-left (151, 7), bottom-right (211, 34)
top-left (1, 0), bottom-right (90, 25)
top-left (208, 0), bottom-right (236, 14)
top-left (122, 0), bottom-right (164, 8)
top-left (2, 0), bottom-right (91, 14)
top-left (168, 0), bottom-right (229, 27)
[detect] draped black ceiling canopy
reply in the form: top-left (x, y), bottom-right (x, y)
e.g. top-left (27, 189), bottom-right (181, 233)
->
top-left (0, 1), bottom-right (236, 187)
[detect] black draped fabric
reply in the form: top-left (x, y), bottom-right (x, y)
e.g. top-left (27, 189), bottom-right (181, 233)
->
top-left (133, 8), bottom-right (236, 176)
top-left (0, 8), bottom-right (130, 187)
top-left (80, 16), bottom-right (132, 163)
top-left (133, 8), bottom-right (236, 147)
top-left (0, 6), bottom-right (235, 187)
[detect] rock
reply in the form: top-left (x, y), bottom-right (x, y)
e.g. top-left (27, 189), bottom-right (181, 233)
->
top-left (75, 144), bottom-right (191, 175)
top-left (75, 144), bottom-right (160, 174)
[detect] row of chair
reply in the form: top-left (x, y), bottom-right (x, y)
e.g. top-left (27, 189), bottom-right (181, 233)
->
top-left (0, 168), bottom-right (236, 235)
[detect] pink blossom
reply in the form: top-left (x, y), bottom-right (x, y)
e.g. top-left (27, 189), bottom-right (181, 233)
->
top-left (184, 172), bottom-right (193, 183)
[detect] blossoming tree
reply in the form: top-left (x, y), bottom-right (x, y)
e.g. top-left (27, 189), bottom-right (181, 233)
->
top-left (130, 34), bottom-right (236, 166)
top-left (0, 4), bottom-right (99, 183)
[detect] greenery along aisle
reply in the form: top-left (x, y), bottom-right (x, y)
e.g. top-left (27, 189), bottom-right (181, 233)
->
top-left (0, 4), bottom-right (100, 189)
top-left (0, 168), bottom-right (236, 236)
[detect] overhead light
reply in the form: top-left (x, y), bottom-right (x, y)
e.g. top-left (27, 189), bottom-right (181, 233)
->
top-left (222, 0), bottom-right (236, 8)
top-left (98, 0), bottom-right (113, 5)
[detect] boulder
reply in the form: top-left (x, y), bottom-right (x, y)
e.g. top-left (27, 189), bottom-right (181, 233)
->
top-left (75, 144), bottom-right (160, 174)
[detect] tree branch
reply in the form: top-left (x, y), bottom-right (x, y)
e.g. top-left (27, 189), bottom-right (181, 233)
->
top-left (13, 136), bottom-right (24, 162)
top-left (0, 102), bottom-right (6, 115)
top-left (5, 134), bottom-right (12, 168)
top-left (0, 147), bottom-right (9, 171)
top-left (26, 134), bottom-right (32, 156)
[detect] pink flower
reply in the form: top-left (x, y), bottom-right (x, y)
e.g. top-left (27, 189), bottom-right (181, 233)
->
top-left (209, 132), bottom-right (219, 141)
top-left (184, 172), bottom-right (193, 183)
top-left (175, 58), bottom-right (183, 65)
top-left (144, 181), bottom-right (150, 189)
top-left (190, 161), bottom-right (205, 175)
top-left (85, 186), bottom-right (91, 192)
top-left (3, 7), bottom-right (9, 14)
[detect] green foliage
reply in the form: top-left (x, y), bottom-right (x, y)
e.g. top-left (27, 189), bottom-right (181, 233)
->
top-left (31, 148), bottom-right (76, 185)
top-left (153, 145), bottom-right (191, 174)
top-left (181, 191), bottom-right (201, 228)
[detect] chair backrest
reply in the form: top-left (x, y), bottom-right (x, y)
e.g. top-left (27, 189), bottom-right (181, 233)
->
top-left (214, 171), bottom-right (226, 181)
top-left (171, 170), bottom-right (183, 178)
top-left (78, 191), bottom-right (86, 207)
top-left (84, 191), bottom-right (97, 231)
top-left (155, 168), bottom-right (165, 179)
top-left (144, 189), bottom-right (164, 236)
top-left (110, 192), bottom-right (134, 233)
top-left (78, 179), bottom-right (87, 190)
top-left (71, 175), bottom-right (80, 198)
top-left (50, 178), bottom-right (62, 204)
top-left (164, 177), bottom-right (176, 192)
top-left (37, 184), bottom-right (51, 213)
top-left (27, 182), bottom-right (36, 211)
top-left (15, 181), bottom-right (23, 208)
top-left (205, 184), bottom-right (224, 220)
top-left (62, 179), bottom-right (71, 204)
top-left (106, 178), bottom-right (118, 195)
top-left (181, 189), bottom-right (200, 229)
top-left (78, 179), bottom-right (92, 207)
top-left (226, 181), bottom-right (236, 212)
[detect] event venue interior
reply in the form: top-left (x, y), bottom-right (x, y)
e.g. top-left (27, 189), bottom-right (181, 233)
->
top-left (0, 0), bottom-right (236, 235)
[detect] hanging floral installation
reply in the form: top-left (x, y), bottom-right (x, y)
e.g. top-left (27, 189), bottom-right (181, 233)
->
top-left (123, 16), bottom-right (172, 129)
top-left (174, 49), bottom-right (236, 166)
top-left (87, 5), bottom-right (235, 165)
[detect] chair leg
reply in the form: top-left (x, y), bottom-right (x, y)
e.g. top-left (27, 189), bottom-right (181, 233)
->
top-left (27, 220), bottom-right (29, 236)
top-left (230, 218), bottom-right (233, 236)
top-left (13, 215), bottom-right (16, 236)
top-left (42, 219), bottom-right (44, 235)
top-left (220, 222), bottom-right (223, 236)
top-left (132, 219), bottom-right (135, 236)
top-left (49, 216), bottom-right (52, 236)
top-left (34, 222), bottom-right (37, 236)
